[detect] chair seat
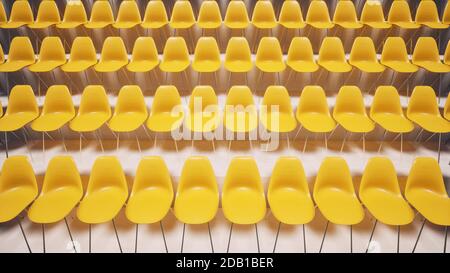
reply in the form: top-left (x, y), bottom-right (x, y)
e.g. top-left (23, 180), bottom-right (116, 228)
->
top-left (61, 61), bottom-right (97, 72)
top-left (280, 22), bottom-right (306, 29)
top-left (414, 61), bottom-right (450, 73)
top-left (57, 22), bottom-right (85, 29)
top-left (0, 187), bottom-right (37, 222)
top-left (186, 113), bottom-right (220, 133)
top-left (308, 22), bottom-right (334, 29)
top-left (147, 112), bottom-right (184, 132)
top-left (371, 113), bottom-right (414, 133)
top-left (364, 22), bottom-right (391, 29)
top-left (126, 188), bottom-right (173, 224)
top-left (198, 22), bottom-right (222, 29)
top-left (85, 22), bottom-right (112, 29)
top-left (113, 22), bottom-right (140, 29)
top-left (269, 188), bottom-right (315, 225)
top-left (392, 22), bottom-right (420, 29)
top-left (169, 22), bottom-right (195, 29)
top-left (0, 113), bottom-right (38, 131)
top-left (29, 22), bottom-right (59, 29)
top-left (95, 61), bottom-right (128, 72)
top-left (408, 113), bottom-right (450, 133)
top-left (222, 188), bottom-right (266, 225)
top-left (315, 188), bottom-right (364, 225)
top-left (336, 22), bottom-right (363, 29)
top-left (0, 61), bottom-right (35, 72)
top-left (253, 22), bottom-right (277, 29)
top-left (297, 113), bottom-right (336, 133)
top-left (3, 22), bottom-right (30, 29)
top-left (382, 61), bottom-right (418, 73)
top-left (126, 60), bottom-right (159, 72)
top-left (224, 112), bottom-right (258, 133)
top-left (334, 113), bottom-right (375, 133)
top-left (141, 22), bottom-right (168, 29)
top-left (318, 61), bottom-right (352, 72)
top-left (108, 112), bottom-right (147, 132)
top-left (29, 60), bottom-right (67, 72)
top-left (287, 60), bottom-right (319, 72)
top-left (70, 113), bottom-right (110, 132)
top-left (420, 22), bottom-right (448, 29)
top-left (174, 188), bottom-right (219, 224)
top-left (407, 189), bottom-right (450, 226)
top-left (261, 112), bottom-right (297, 132)
top-left (256, 61), bottom-right (286, 73)
top-left (159, 60), bottom-right (190, 73)
top-left (350, 60), bottom-right (385, 73)
top-left (192, 60), bottom-right (221, 73)
top-left (225, 22), bottom-right (249, 29)
top-left (31, 113), bottom-right (75, 132)
top-left (225, 61), bottom-right (253, 72)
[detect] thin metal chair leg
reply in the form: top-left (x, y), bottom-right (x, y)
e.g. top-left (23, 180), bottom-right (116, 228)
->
top-left (272, 222), bottom-right (281, 253)
top-left (319, 221), bottom-right (329, 253)
top-left (412, 218), bottom-right (426, 253)
top-left (160, 221), bottom-right (169, 253)
top-left (226, 223), bottom-right (233, 253)
top-left (255, 224), bottom-right (261, 253)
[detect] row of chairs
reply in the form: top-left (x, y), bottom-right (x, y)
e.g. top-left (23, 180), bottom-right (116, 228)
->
top-left (0, 155), bottom-right (448, 226)
top-left (1, 0), bottom-right (449, 30)
top-left (0, 84), bottom-right (449, 134)
top-left (2, 35), bottom-right (450, 73)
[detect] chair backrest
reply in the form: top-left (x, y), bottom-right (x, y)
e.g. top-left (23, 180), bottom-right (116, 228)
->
top-left (85, 156), bottom-right (128, 194)
top-left (360, 157), bottom-right (402, 195)
top-left (256, 37), bottom-right (283, 63)
top-left (130, 37), bottom-right (159, 63)
top-left (6, 85), bottom-right (38, 116)
top-left (115, 0), bottom-right (141, 26)
top-left (361, 0), bottom-right (390, 28)
top-left (412, 37), bottom-right (442, 64)
top-left (381, 37), bottom-right (411, 63)
top-left (370, 86), bottom-right (404, 116)
top-left (189, 86), bottom-right (218, 113)
top-left (225, 37), bottom-right (252, 63)
top-left (252, 0), bottom-right (277, 27)
top-left (114, 85), bottom-right (147, 115)
top-left (41, 85), bottom-right (75, 115)
top-left (7, 37), bottom-right (35, 63)
top-left (279, 0), bottom-right (305, 28)
top-left (318, 37), bottom-right (347, 64)
top-left (38, 37), bottom-right (66, 63)
top-left (350, 37), bottom-right (379, 64)
top-left (8, 0), bottom-right (34, 24)
top-left (34, 1), bottom-right (60, 25)
top-left (297, 85), bottom-right (332, 117)
top-left (224, 0), bottom-right (250, 28)
top-left (268, 156), bottom-right (309, 194)
top-left (407, 86), bottom-right (440, 116)
top-left (333, 0), bottom-right (361, 28)
top-left (162, 37), bottom-right (190, 63)
top-left (287, 37), bottom-right (316, 64)
top-left (88, 1), bottom-right (114, 26)
top-left (262, 86), bottom-right (293, 113)
top-left (170, 0), bottom-right (196, 28)
top-left (388, 1), bottom-right (416, 26)
top-left (415, 0), bottom-right (445, 27)
top-left (0, 156), bottom-right (37, 195)
top-left (406, 157), bottom-right (448, 197)
top-left (306, 0), bottom-right (333, 28)
top-left (333, 86), bottom-right (367, 116)
top-left (77, 85), bottom-right (111, 115)
top-left (142, 1), bottom-right (168, 27)
top-left (59, 0), bottom-right (87, 25)
top-left (194, 37), bottom-right (221, 63)
top-left (40, 156), bottom-right (82, 195)
top-left (151, 85), bottom-right (182, 114)
top-left (314, 157), bottom-right (355, 195)
top-left (67, 37), bottom-right (97, 62)
top-left (198, 1), bottom-right (222, 28)
top-left (99, 37), bottom-right (128, 63)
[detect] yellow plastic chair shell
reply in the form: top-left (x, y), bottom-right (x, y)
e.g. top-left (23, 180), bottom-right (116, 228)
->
top-left (415, 0), bottom-right (448, 29)
top-left (3, 0), bottom-right (33, 29)
top-left (268, 157), bottom-right (315, 225)
top-left (31, 85), bottom-right (75, 132)
top-left (57, 1), bottom-right (87, 29)
top-left (0, 2), bottom-right (6, 27)
top-left (381, 37), bottom-right (418, 73)
top-left (255, 37), bottom-right (286, 72)
top-left (141, 1), bottom-right (169, 29)
top-left (333, 86), bottom-right (375, 133)
top-left (445, 41), bottom-right (450, 65)
top-left (445, 93), bottom-right (450, 120)
top-left (318, 37), bottom-right (352, 73)
top-left (28, 1), bottom-right (61, 29)
top-left (198, 1), bottom-right (222, 29)
top-left (224, 85), bottom-right (258, 133)
top-left (0, 156), bottom-right (37, 223)
top-left (370, 86), bottom-right (413, 133)
top-left (296, 85), bottom-right (336, 133)
top-left (69, 85), bottom-right (111, 132)
top-left (349, 37), bottom-right (385, 73)
top-left (224, 37), bottom-right (253, 72)
top-left (333, 0), bottom-right (363, 29)
top-left (361, 0), bottom-right (391, 29)
top-left (169, 0), bottom-right (196, 29)
top-left (61, 37), bottom-right (97, 72)
top-left (0, 37), bottom-right (35, 72)
top-left (278, 0), bottom-right (306, 29)
top-left (224, 0), bottom-right (250, 29)
top-left (113, 0), bottom-right (141, 29)
top-left (77, 157), bottom-right (128, 224)
top-left (94, 37), bottom-right (129, 72)
top-left (174, 156), bottom-right (219, 224)
top-left (251, 0), bottom-right (277, 29)
top-left (85, 1), bottom-right (114, 29)
top-left (147, 85), bottom-right (184, 132)
top-left (28, 156), bottom-right (83, 224)
top-left (186, 86), bottom-right (220, 133)
top-left (222, 157), bottom-right (266, 225)
top-left (407, 86), bottom-right (450, 133)
top-left (387, 1), bottom-right (419, 29)
top-left (127, 37), bottom-right (159, 72)
top-left (0, 85), bottom-right (38, 132)
top-left (108, 86), bottom-right (148, 132)
top-left (313, 157), bottom-right (364, 225)
top-left (159, 37), bottom-right (190, 72)
top-left (444, 2), bottom-right (450, 25)
top-left (192, 37), bottom-right (221, 73)
top-left (286, 37), bottom-right (319, 72)
top-left (260, 86), bottom-right (297, 133)
top-left (412, 37), bottom-right (450, 73)
top-left (29, 37), bottom-right (66, 72)
top-left (359, 157), bottom-right (414, 226)
top-left (126, 156), bottom-right (173, 224)
top-left (306, 0), bottom-right (334, 29)
top-left (405, 158), bottom-right (450, 226)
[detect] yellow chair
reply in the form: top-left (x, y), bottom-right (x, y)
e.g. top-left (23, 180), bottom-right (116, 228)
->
top-left (314, 157), bottom-right (364, 225)
top-left (224, 37), bottom-right (253, 72)
top-left (222, 157), bottom-right (266, 225)
top-left (108, 86), bottom-right (148, 132)
top-left (186, 86), bottom-right (220, 133)
top-left (94, 37), bottom-right (129, 72)
top-left (370, 86), bottom-right (413, 133)
top-left (224, 85), bottom-right (258, 133)
top-left (286, 37), bottom-right (319, 73)
top-left (387, 0), bottom-right (419, 29)
top-left (446, 40), bottom-right (450, 66)
top-left (268, 157), bottom-right (315, 225)
top-left (381, 37), bottom-right (418, 73)
top-left (159, 37), bottom-right (190, 73)
top-left (2, 0), bottom-right (33, 29)
top-left (224, 0), bottom-right (250, 29)
top-left (405, 158), bottom-right (450, 226)
top-left (444, 1), bottom-right (450, 25)
top-left (127, 37), bottom-right (159, 72)
top-left (31, 85), bottom-right (75, 132)
top-left (174, 156), bottom-right (219, 224)
top-left (198, 0), bottom-right (222, 29)
top-left (29, 37), bottom-right (66, 72)
top-left (255, 37), bottom-right (286, 73)
top-left (415, 0), bottom-right (448, 29)
top-left (28, 156), bottom-right (83, 224)
top-left (0, 156), bottom-right (37, 223)
top-left (141, 1), bottom-right (169, 29)
top-left (192, 37), bottom-right (221, 73)
top-left (407, 86), bottom-right (450, 133)
top-left (278, 0), bottom-right (306, 29)
top-left (0, 37), bottom-right (35, 72)
top-left (349, 37), bottom-right (385, 73)
top-left (0, 85), bottom-right (38, 132)
top-left (445, 93), bottom-right (450, 120)
top-left (126, 156), bottom-right (173, 224)
top-left (57, 0), bottom-right (87, 29)
top-left (147, 85), bottom-right (184, 132)
top-left (305, 0), bottom-right (334, 29)
top-left (333, 0), bottom-right (363, 29)
top-left (296, 86), bottom-right (336, 133)
top-left (61, 37), bottom-right (97, 72)
top-left (0, 2), bottom-right (6, 27)
top-left (412, 37), bottom-right (450, 73)
top-left (260, 86), bottom-right (297, 133)
top-left (28, 0), bottom-right (61, 29)
top-left (318, 37), bottom-right (352, 73)
top-left (361, 0), bottom-right (391, 29)
top-left (251, 0), bottom-right (277, 29)
top-left (113, 0), bottom-right (141, 29)
top-left (69, 85), bottom-right (111, 132)
top-left (85, 1), bottom-right (114, 29)
top-left (333, 86), bottom-right (375, 133)
top-left (170, 0), bottom-right (196, 29)
top-left (77, 156), bottom-right (128, 224)
top-left (359, 157), bottom-right (414, 226)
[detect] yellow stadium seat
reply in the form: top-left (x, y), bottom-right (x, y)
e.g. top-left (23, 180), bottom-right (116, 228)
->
top-left (349, 37), bottom-right (385, 73)
top-left (61, 37), bottom-right (97, 72)
top-left (361, 0), bottom-right (391, 29)
top-left (412, 37), bottom-right (450, 73)
top-left (127, 37), bottom-right (159, 72)
top-left (94, 37), bottom-right (129, 72)
top-left (251, 0), bottom-right (277, 29)
top-left (113, 0), bottom-right (141, 29)
top-left (146, 85), bottom-right (184, 132)
top-left (108, 86), bottom-right (148, 132)
top-left (381, 37), bottom-right (418, 73)
top-left (0, 37), bottom-right (35, 72)
top-left (29, 37), bottom-right (66, 72)
top-left (415, 0), bottom-right (448, 29)
top-left (57, 0), bottom-right (87, 29)
top-left (260, 86), bottom-right (297, 133)
top-left (444, 1), bottom-right (450, 25)
top-left (198, 0), bottom-right (222, 29)
top-left (387, 0), bottom-right (419, 29)
top-left (224, 0), bottom-right (250, 29)
top-left (0, 85), bottom-right (38, 132)
top-left (85, 1), bottom-right (114, 29)
top-left (224, 37), bottom-right (253, 72)
top-left (3, 0), bottom-right (33, 29)
top-left (170, 0), bottom-right (196, 29)
top-left (278, 0), bottom-right (306, 29)
top-left (192, 37), bottom-right (221, 73)
top-left (318, 37), bottom-right (352, 72)
top-left (159, 37), bottom-right (190, 72)
top-left (186, 86), bottom-right (220, 133)
top-left (0, 2), bottom-right (6, 27)
top-left (255, 37), bottom-right (286, 73)
top-left (224, 85), bottom-right (258, 133)
top-left (29, 0), bottom-right (61, 29)
top-left (286, 37), bottom-right (319, 72)
top-left (306, 0), bottom-right (334, 29)
top-left (141, 1), bottom-right (169, 29)
top-left (333, 0), bottom-right (363, 29)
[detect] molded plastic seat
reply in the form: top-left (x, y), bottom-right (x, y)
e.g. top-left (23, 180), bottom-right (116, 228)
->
top-left (85, 1), bottom-right (114, 29)
top-left (255, 37), bottom-right (286, 72)
top-left (0, 156), bottom-right (37, 223)
top-left (444, 2), bottom-right (450, 25)
top-left (108, 86), bottom-right (148, 132)
top-left (260, 86), bottom-right (297, 133)
top-left (198, 1), bottom-right (222, 29)
top-left (69, 86), bottom-right (111, 132)
top-left (113, 0), bottom-right (141, 29)
top-left (126, 157), bottom-right (173, 224)
top-left (3, 0), bottom-right (33, 29)
top-left (222, 157), bottom-right (266, 225)
top-left (415, 0), bottom-right (448, 29)
top-left (405, 158), bottom-right (450, 226)
top-left (278, 0), bottom-right (306, 29)
top-left (268, 157), bottom-right (315, 225)
top-left (370, 86), bottom-right (413, 133)
top-left (61, 37), bottom-right (97, 72)
top-left (349, 37), bottom-right (385, 73)
top-left (313, 157), bottom-right (364, 225)
top-left (127, 37), bottom-right (159, 72)
top-left (445, 41), bottom-right (450, 65)
top-left (224, 1), bottom-right (250, 29)
top-left (29, 37), bottom-right (66, 72)
top-left (31, 85), bottom-right (75, 132)
top-left (186, 86), bottom-right (220, 133)
top-left (381, 37), bottom-right (418, 73)
top-left (333, 0), bottom-right (363, 29)
top-left (333, 86), bottom-right (375, 133)
top-left (387, 1), bottom-right (419, 29)
top-left (192, 37), bottom-right (221, 73)
top-left (57, 1), bottom-right (87, 29)
top-left (361, 0), bottom-right (391, 29)
top-left (169, 0), bottom-right (196, 29)
top-left (286, 37), bottom-right (319, 72)
top-left (359, 157), bottom-right (414, 226)
top-left (318, 37), bottom-right (352, 72)
top-left (224, 85), bottom-right (258, 133)
top-left (224, 37), bottom-right (253, 72)
top-left (412, 37), bottom-right (450, 73)
top-left (94, 37), bottom-right (129, 72)
top-left (0, 37), bottom-right (35, 72)
top-left (141, 1), bottom-right (169, 29)
top-left (0, 3), bottom-right (5, 27)
top-left (77, 157), bottom-right (128, 224)
top-left (28, 1), bottom-right (61, 29)
top-left (296, 86), bottom-right (336, 133)
top-left (0, 85), bottom-right (38, 132)
top-left (159, 37), bottom-right (190, 72)
top-left (251, 0), bottom-right (277, 29)
top-left (28, 156), bottom-right (83, 224)
top-left (306, 0), bottom-right (334, 29)
top-left (174, 156), bottom-right (219, 224)
top-left (445, 93), bottom-right (450, 120)
top-left (146, 85), bottom-right (184, 132)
